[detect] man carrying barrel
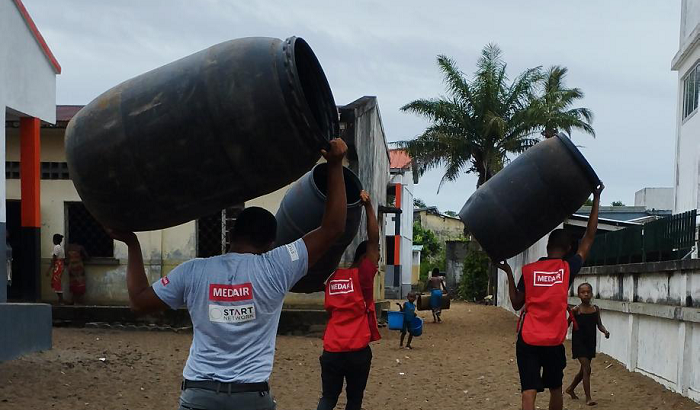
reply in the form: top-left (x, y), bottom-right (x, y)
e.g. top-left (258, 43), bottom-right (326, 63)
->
top-left (496, 184), bottom-right (603, 410)
top-left (108, 138), bottom-right (349, 410)
top-left (316, 190), bottom-right (381, 410)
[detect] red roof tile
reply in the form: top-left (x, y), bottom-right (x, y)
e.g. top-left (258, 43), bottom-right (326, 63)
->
top-left (389, 149), bottom-right (412, 169)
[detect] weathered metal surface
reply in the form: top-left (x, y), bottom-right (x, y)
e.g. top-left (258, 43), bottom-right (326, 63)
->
top-left (66, 37), bottom-right (338, 231)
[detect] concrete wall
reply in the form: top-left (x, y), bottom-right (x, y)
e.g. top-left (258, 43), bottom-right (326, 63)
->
top-left (0, 303), bottom-right (52, 362)
top-left (417, 211), bottom-right (465, 241)
top-left (570, 260), bottom-right (700, 403)
top-left (634, 187), bottom-right (674, 210)
top-left (445, 240), bottom-right (469, 289)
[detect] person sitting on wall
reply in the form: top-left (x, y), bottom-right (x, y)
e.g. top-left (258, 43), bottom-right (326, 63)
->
top-left (106, 138), bottom-right (349, 410)
top-left (496, 183), bottom-right (603, 410)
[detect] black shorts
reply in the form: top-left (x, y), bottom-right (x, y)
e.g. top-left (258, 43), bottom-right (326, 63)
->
top-left (516, 337), bottom-right (567, 392)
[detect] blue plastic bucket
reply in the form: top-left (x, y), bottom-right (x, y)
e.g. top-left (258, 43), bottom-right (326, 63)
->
top-left (388, 311), bottom-right (404, 330)
top-left (410, 316), bottom-right (423, 337)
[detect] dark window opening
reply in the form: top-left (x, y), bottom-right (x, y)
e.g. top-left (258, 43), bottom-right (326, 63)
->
top-left (197, 205), bottom-right (244, 258)
top-left (66, 202), bottom-right (114, 257)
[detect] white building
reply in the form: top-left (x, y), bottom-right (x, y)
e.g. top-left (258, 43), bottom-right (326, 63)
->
top-left (672, 1), bottom-right (700, 213)
top-left (385, 149), bottom-right (416, 298)
top-left (634, 187), bottom-right (674, 211)
top-left (1, 0), bottom-right (59, 361)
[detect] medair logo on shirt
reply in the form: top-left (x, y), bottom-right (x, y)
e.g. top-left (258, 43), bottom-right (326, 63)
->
top-left (328, 279), bottom-right (354, 295)
top-left (533, 269), bottom-right (564, 287)
top-left (209, 283), bottom-right (253, 302)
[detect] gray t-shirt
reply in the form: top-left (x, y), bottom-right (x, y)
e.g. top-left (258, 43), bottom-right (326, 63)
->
top-left (152, 238), bottom-right (308, 383)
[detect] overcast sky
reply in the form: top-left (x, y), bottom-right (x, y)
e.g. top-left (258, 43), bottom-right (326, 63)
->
top-left (24, 0), bottom-right (682, 213)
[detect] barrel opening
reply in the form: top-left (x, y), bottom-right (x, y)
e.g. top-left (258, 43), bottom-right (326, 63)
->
top-left (294, 39), bottom-right (337, 142)
top-left (312, 164), bottom-right (362, 206)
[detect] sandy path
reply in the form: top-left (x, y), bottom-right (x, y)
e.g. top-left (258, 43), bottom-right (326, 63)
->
top-left (0, 302), bottom-right (697, 409)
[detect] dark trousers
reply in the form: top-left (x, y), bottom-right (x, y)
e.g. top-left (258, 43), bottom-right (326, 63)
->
top-left (316, 346), bottom-right (372, 410)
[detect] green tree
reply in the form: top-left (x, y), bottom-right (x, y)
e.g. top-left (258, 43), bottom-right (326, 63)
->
top-left (412, 222), bottom-right (441, 259)
top-left (530, 66), bottom-right (595, 139)
top-left (414, 198), bottom-right (427, 208)
top-left (458, 247), bottom-right (490, 301)
top-left (611, 201), bottom-right (625, 207)
top-left (583, 198), bottom-right (594, 206)
top-left (444, 210), bottom-right (458, 217)
top-left (399, 44), bottom-right (594, 189)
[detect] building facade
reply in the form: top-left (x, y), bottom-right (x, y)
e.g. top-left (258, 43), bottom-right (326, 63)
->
top-left (6, 97), bottom-right (390, 307)
top-left (414, 207), bottom-right (466, 241)
top-left (1, 0), bottom-right (60, 361)
top-left (672, 0), bottom-right (700, 213)
top-left (384, 149), bottom-right (416, 298)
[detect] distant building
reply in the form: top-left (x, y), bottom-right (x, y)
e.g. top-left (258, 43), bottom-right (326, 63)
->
top-left (575, 206), bottom-right (672, 224)
top-left (634, 187), bottom-right (674, 211)
top-left (672, 1), bottom-right (700, 213)
top-left (5, 97), bottom-right (390, 307)
top-left (414, 206), bottom-right (466, 241)
top-left (385, 149), bottom-right (417, 298)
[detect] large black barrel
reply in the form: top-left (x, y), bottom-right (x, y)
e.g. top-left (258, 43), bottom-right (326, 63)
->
top-left (66, 37), bottom-right (338, 231)
top-left (459, 134), bottom-right (600, 261)
top-left (276, 163), bottom-right (363, 293)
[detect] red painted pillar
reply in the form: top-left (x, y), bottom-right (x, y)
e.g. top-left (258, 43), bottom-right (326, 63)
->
top-left (20, 117), bottom-right (41, 301)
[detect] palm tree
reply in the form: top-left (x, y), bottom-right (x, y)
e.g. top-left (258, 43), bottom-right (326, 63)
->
top-left (398, 44), bottom-right (543, 188)
top-left (531, 66), bottom-right (594, 139)
top-left (399, 45), bottom-right (594, 189)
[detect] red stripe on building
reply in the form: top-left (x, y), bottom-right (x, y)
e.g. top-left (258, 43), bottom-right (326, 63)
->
top-left (394, 183), bottom-right (401, 264)
top-left (12, 0), bottom-right (62, 74)
top-left (20, 117), bottom-right (41, 228)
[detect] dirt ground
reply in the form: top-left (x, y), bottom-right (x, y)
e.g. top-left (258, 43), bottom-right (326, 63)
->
top-left (0, 302), bottom-right (698, 410)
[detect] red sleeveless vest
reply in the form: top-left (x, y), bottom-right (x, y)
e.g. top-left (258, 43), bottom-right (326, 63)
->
top-left (323, 267), bottom-right (380, 352)
top-left (520, 259), bottom-right (570, 346)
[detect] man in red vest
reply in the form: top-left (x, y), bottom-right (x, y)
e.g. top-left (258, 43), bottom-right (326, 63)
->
top-left (316, 190), bottom-right (381, 410)
top-left (497, 184), bottom-right (603, 410)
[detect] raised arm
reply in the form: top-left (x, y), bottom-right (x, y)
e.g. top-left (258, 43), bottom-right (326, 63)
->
top-left (106, 230), bottom-right (168, 314)
top-left (360, 190), bottom-right (380, 265)
top-left (577, 183), bottom-right (605, 262)
top-left (496, 261), bottom-right (525, 311)
top-left (303, 138), bottom-right (348, 268)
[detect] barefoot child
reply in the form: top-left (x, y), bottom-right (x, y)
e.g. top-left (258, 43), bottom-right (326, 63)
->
top-left (566, 283), bottom-right (610, 406)
top-left (427, 268), bottom-right (447, 323)
top-left (497, 184), bottom-right (603, 410)
top-left (398, 292), bottom-right (417, 349)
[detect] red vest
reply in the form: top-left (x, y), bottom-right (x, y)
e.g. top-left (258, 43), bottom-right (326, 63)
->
top-left (520, 259), bottom-right (570, 346)
top-left (323, 267), bottom-right (380, 352)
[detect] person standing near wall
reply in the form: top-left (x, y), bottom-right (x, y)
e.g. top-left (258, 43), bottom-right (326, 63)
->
top-left (66, 243), bottom-right (89, 305)
top-left (106, 138), bottom-right (348, 410)
top-left (48, 234), bottom-right (66, 304)
top-left (316, 190), bottom-right (381, 410)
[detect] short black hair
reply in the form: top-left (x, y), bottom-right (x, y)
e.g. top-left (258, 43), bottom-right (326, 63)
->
top-left (547, 229), bottom-right (571, 252)
top-left (578, 282), bottom-right (593, 293)
top-left (230, 207), bottom-right (277, 248)
top-left (432, 268), bottom-right (440, 277)
top-left (53, 234), bottom-right (63, 245)
top-left (353, 240), bottom-right (368, 264)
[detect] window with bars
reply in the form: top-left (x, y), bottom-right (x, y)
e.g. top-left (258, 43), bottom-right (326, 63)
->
top-left (66, 202), bottom-right (114, 258)
top-left (683, 64), bottom-right (700, 119)
top-left (196, 205), bottom-right (244, 258)
top-left (5, 161), bottom-right (70, 180)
